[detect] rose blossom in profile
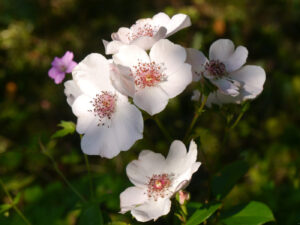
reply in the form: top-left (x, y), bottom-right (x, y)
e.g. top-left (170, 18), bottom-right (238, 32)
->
top-left (120, 140), bottom-right (201, 222)
top-left (111, 39), bottom-right (192, 115)
top-left (65, 53), bottom-right (143, 159)
top-left (48, 51), bottom-right (77, 84)
top-left (186, 39), bottom-right (266, 106)
top-left (103, 12), bottom-right (191, 54)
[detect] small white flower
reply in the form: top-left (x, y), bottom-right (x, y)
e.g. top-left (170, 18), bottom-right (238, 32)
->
top-left (103, 12), bottom-right (191, 54)
top-left (65, 53), bottom-right (143, 158)
top-left (111, 39), bottom-right (192, 115)
top-left (186, 39), bottom-right (266, 106)
top-left (120, 140), bottom-right (201, 222)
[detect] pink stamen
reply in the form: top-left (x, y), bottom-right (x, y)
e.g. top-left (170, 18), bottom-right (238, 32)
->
top-left (89, 91), bottom-right (117, 126)
top-left (133, 61), bottom-right (166, 89)
top-left (129, 23), bottom-right (158, 41)
top-left (147, 174), bottom-right (171, 200)
top-left (205, 60), bottom-right (226, 77)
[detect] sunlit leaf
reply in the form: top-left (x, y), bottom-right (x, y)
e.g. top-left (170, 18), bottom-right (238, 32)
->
top-left (221, 201), bottom-right (275, 225)
top-left (107, 222), bottom-right (128, 225)
top-left (212, 160), bottom-right (249, 199)
top-left (0, 204), bottom-right (12, 214)
top-left (51, 121), bottom-right (76, 139)
top-left (186, 202), bottom-right (221, 225)
top-left (0, 193), bottom-right (21, 214)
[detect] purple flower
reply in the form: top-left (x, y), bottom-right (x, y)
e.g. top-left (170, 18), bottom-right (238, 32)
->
top-left (48, 51), bottom-right (77, 84)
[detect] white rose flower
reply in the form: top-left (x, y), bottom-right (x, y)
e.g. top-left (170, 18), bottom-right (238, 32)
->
top-left (103, 12), bottom-right (191, 54)
top-left (65, 53), bottom-right (144, 158)
top-left (120, 140), bottom-right (201, 222)
top-left (186, 39), bottom-right (266, 106)
top-left (111, 39), bottom-right (192, 115)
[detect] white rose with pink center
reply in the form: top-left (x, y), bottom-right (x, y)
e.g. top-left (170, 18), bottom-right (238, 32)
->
top-left (103, 12), bottom-right (191, 54)
top-left (187, 39), bottom-right (266, 106)
top-left (120, 140), bottom-right (201, 222)
top-left (65, 53), bottom-right (143, 158)
top-left (111, 39), bottom-right (192, 115)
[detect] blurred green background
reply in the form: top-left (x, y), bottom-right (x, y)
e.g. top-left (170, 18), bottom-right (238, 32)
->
top-left (0, 0), bottom-right (299, 224)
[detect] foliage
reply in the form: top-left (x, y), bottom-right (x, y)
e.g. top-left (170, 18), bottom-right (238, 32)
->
top-left (1, 0), bottom-right (299, 224)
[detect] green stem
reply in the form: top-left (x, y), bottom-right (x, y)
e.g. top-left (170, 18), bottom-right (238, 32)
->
top-left (0, 180), bottom-right (32, 225)
top-left (39, 142), bottom-right (87, 203)
top-left (229, 109), bottom-right (246, 130)
top-left (84, 154), bottom-right (94, 198)
top-left (184, 95), bottom-right (208, 143)
top-left (153, 116), bottom-right (172, 141)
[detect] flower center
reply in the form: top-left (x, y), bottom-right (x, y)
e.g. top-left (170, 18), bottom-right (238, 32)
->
top-left (59, 65), bottom-right (67, 72)
top-left (133, 61), bottom-right (166, 89)
top-left (205, 60), bottom-right (226, 77)
top-left (147, 174), bottom-right (171, 200)
top-left (129, 23), bottom-right (158, 41)
top-left (90, 91), bottom-right (117, 126)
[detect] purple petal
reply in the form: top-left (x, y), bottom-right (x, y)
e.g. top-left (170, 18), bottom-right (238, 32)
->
top-left (51, 57), bottom-right (63, 68)
top-left (66, 61), bottom-right (77, 73)
top-left (48, 67), bottom-right (66, 84)
top-left (61, 51), bottom-right (74, 65)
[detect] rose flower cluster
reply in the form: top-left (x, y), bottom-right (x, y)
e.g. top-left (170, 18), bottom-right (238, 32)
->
top-left (48, 12), bottom-right (266, 222)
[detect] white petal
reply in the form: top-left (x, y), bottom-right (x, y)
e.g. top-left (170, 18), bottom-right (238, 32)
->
top-left (187, 140), bottom-right (199, 166)
top-left (131, 198), bottom-right (171, 222)
top-left (152, 12), bottom-right (171, 26)
top-left (186, 48), bottom-right (208, 81)
top-left (205, 91), bottom-right (235, 107)
top-left (80, 125), bottom-right (120, 158)
top-left (150, 39), bottom-right (187, 74)
top-left (64, 80), bottom-right (82, 106)
top-left (126, 150), bottom-right (166, 186)
top-left (209, 39), bottom-right (234, 62)
top-left (120, 186), bottom-right (147, 213)
top-left (112, 27), bottom-right (130, 43)
top-left (110, 63), bottom-right (135, 97)
top-left (166, 140), bottom-right (200, 176)
top-left (210, 78), bottom-right (241, 96)
top-left (229, 65), bottom-right (266, 99)
top-left (130, 27), bottom-right (167, 50)
top-left (111, 97), bottom-right (144, 151)
top-left (71, 94), bottom-right (96, 134)
top-left (165, 140), bottom-right (187, 172)
top-left (79, 98), bottom-right (143, 158)
top-left (71, 94), bottom-right (92, 117)
top-left (223, 46), bottom-right (248, 72)
top-left (159, 63), bottom-right (192, 98)
top-left (133, 86), bottom-right (169, 115)
top-left (206, 66), bottom-right (266, 106)
top-left (113, 45), bottom-right (150, 69)
top-left (103, 39), bottom-right (125, 55)
top-left (165, 13), bottom-right (191, 37)
top-left (72, 53), bottom-right (113, 97)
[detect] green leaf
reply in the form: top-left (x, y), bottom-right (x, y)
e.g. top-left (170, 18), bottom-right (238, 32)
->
top-left (0, 204), bottom-right (12, 214)
top-left (212, 160), bottom-right (248, 200)
top-left (107, 222), bottom-right (128, 225)
top-left (221, 201), bottom-right (275, 225)
top-left (78, 204), bottom-right (103, 225)
top-left (51, 121), bottom-right (76, 139)
top-left (186, 202), bottom-right (221, 225)
top-left (12, 193), bottom-right (21, 205)
top-left (0, 193), bottom-right (21, 214)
